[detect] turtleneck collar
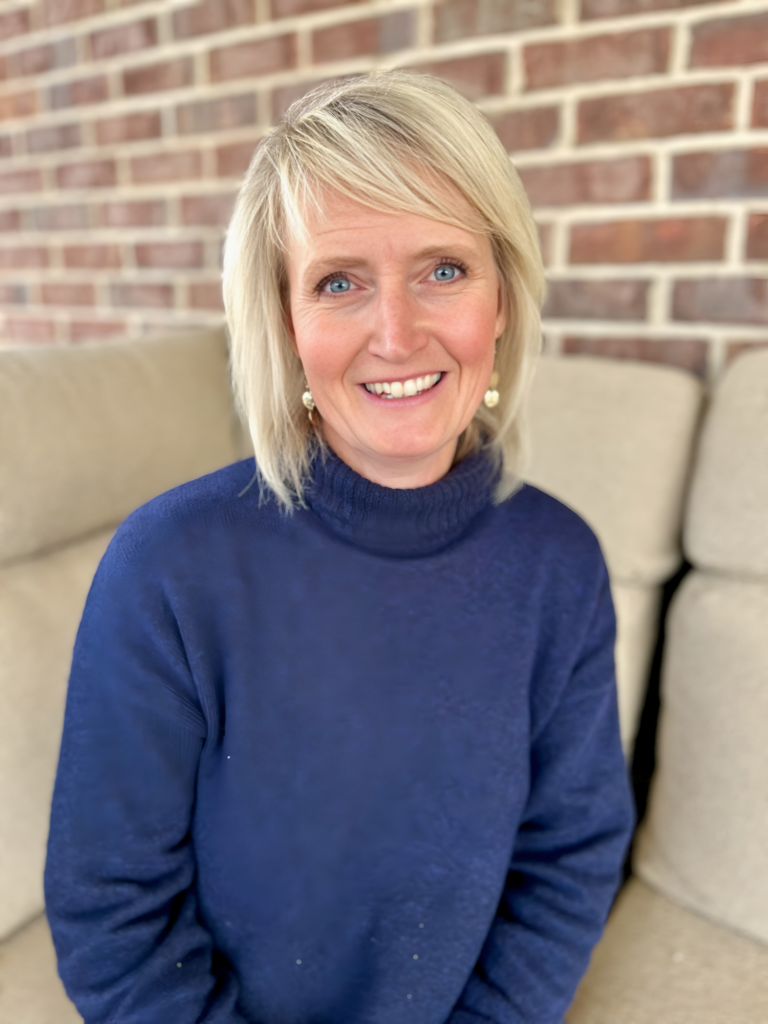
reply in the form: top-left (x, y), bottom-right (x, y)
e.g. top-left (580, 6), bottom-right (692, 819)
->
top-left (304, 447), bottom-right (500, 557)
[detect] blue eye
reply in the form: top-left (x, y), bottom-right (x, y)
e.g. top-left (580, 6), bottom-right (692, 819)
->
top-left (326, 277), bottom-right (351, 293)
top-left (433, 264), bottom-right (459, 281)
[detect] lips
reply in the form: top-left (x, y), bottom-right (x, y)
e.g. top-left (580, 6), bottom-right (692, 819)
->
top-left (363, 372), bottom-right (442, 399)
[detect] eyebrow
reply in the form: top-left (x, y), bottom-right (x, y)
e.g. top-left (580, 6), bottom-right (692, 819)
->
top-left (302, 243), bottom-right (482, 280)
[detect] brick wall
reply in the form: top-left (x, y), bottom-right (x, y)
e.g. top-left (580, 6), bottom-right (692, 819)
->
top-left (0, 0), bottom-right (767, 379)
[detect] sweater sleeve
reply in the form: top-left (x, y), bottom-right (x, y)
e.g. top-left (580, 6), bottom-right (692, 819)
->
top-left (446, 564), bottom-right (635, 1024)
top-left (44, 522), bottom-right (251, 1024)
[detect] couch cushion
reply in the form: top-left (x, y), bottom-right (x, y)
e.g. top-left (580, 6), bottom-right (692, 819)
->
top-left (611, 582), bottom-right (660, 755)
top-left (566, 877), bottom-right (768, 1024)
top-left (0, 531), bottom-right (112, 941)
top-left (634, 571), bottom-right (768, 946)
top-left (527, 356), bottom-right (703, 585)
top-left (0, 328), bottom-right (239, 564)
top-left (0, 914), bottom-right (82, 1023)
top-left (685, 348), bottom-right (768, 576)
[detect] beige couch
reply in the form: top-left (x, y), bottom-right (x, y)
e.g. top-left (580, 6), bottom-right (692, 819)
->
top-left (0, 330), bottom-right (764, 1021)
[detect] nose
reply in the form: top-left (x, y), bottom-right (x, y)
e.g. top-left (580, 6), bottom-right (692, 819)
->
top-left (366, 278), bottom-right (429, 363)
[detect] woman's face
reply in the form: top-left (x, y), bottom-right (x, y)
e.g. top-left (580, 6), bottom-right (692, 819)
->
top-left (285, 188), bottom-right (507, 489)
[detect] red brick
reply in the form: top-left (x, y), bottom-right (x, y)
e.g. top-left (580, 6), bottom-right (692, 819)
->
top-left (524, 28), bottom-right (669, 90)
top-left (690, 12), bottom-right (768, 68)
top-left (100, 200), bottom-right (166, 227)
top-left (271, 79), bottom-right (325, 122)
top-left (487, 106), bottom-right (559, 152)
top-left (408, 53), bottom-right (506, 101)
top-left (582, 0), bottom-right (725, 16)
top-left (672, 148), bottom-right (768, 199)
top-left (673, 278), bottom-right (768, 324)
top-left (70, 319), bottom-right (128, 341)
top-left (752, 80), bottom-right (768, 127)
top-left (0, 168), bottom-right (41, 193)
top-left (26, 123), bottom-right (80, 153)
top-left (90, 18), bottom-right (157, 60)
top-left (725, 339), bottom-right (768, 365)
top-left (123, 56), bottom-right (194, 95)
top-left (189, 280), bottom-right (224, 310)
top-left (520, 156), bottom-right (651, 207)
top-left (56, 159), bottom-right (116, 189)
top-left (41, 282), bottom-right (95, 306)
top-left (544, 279), bottom-right (648, 320)
top-left (570, 217), bottom-right (726, 264)
top-left (216, 138), bottom-right (261, 176)
top-left (578, 83), bottom-right (733, 143)
top-left (0, 209), bottom-right (21, 230)
top-left (562, 335), bottom-right (707, 376)
top-left (130, 150), bottom-right (202, 184)
top-left (746, 213), bottom-right (768, 260)
top-left (34, 204), bottom-right (89, 230)
top-left (0, 246), bottom-right (48, 268)
top-left (5, 39), bottom-right (76, 78)
top-left (95, 111), bottom-right (161, 145)
top-left (135, 241), bottom-right (204, 268)
top-left (177, 94), bottom-right (256, 135)
top-left (49, 74), bottom-right (109, 109)
top-left (0, 8), bottom-right (31, 41)
top-left (64, 243), bottom-right (121, 268)
top-left (210, 35), bottom-right (296, 82)
top-left (111, 283), bottom-right (174, 308)
top-left (312, 11), bottom-right (415, 62)
top-left (4, 317), bottom-right (57, 343)
top-left (43, 0), bottom-right (104, 25)
top-left (173, 0), bottom-right (254, 38)
top-left (0, 90), bottom-right (37, 121)
top-left (181, 192), bottom-right (237, 225)
top-left (434, 0), bottom-right (555, 42)
top-left (272, 0), bottom-right (362, 16)
top-left (0, 283), bottom-right (27, 303)
top-left (0, 136), bottom-right (12, 158)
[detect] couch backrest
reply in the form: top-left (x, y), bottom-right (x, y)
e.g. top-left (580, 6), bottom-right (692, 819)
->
top-left (634, 349), bottom-right (768, 945)
top-left (0, 329), bottom-right (242, 941)
top-left (526, 356), bottom-right (703, 752)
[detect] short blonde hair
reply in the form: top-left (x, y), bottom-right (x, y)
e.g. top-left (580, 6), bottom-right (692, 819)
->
top-left (223, 70), bottom-right (545, 509)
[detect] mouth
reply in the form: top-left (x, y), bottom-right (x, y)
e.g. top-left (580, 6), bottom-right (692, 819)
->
top-left (363, 372), bottom-right (442, 399)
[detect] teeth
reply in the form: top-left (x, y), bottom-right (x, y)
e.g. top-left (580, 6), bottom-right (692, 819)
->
top-left (364, 372), bottom-right (442, 399)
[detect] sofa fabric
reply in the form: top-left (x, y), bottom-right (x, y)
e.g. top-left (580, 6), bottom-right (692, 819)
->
top-left (685, 348), bottom-right (768, 577)
top-left (0, 531), bottom-right (113, 941)
top-left (527, 355), bottom-right (703, 586)
top-left (566, 878), bottom-right (768, 1024)
top-left (0, 328), bottom-right (239, 564)
top-left (634, 573), bottom-right (768, 946)
top-left (0, 915), bottom-right (81, 1024)
top-left (526, 356), bottom-right (702, 752)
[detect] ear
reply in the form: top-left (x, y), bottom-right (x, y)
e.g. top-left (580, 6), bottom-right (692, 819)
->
top-left (283, 288), bottom-right (299, 356)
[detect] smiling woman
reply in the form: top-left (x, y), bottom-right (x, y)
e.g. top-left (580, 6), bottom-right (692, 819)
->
top-left (45, 72), bottom-right (634, 1024)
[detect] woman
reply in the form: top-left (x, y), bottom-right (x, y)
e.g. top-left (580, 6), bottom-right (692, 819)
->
top-left (45, 72), bottom-right (634, 1024)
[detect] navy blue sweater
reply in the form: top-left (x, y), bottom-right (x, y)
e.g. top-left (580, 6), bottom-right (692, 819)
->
top-left (45, 451), bottom-right (634, 1024)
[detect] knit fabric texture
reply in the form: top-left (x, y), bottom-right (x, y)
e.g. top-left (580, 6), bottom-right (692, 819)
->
top-left (45, 451), bottom-right (634, 1024)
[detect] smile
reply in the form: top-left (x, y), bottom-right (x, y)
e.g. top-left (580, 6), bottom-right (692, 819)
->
top-left (363, 373), bottom-right (442, 399)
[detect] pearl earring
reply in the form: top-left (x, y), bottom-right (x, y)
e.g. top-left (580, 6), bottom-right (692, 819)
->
top-left (484, 371), bottom-right (499, 408)
top-left (302, 382), bottom-right (316, 423)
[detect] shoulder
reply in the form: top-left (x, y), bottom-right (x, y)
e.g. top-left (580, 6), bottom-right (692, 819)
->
top-left (100, 458), bottom-right (278, 578)
top-left (495, 482), bottom-right (605, 569)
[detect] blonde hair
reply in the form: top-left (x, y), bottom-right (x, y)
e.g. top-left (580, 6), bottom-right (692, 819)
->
top-left (223, 70), bottom-right (545, 509)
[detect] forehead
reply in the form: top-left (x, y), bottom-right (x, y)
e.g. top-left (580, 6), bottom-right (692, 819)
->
top-left (284, 187), bottom-right (491, 275)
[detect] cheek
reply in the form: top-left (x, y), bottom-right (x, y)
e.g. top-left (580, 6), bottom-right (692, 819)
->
top-left (443, 296), bottom-right (500, 367)
top-left (292, 310), bottom-right (357, 389)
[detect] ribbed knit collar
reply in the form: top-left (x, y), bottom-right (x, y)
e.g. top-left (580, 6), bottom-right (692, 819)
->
top-left (304, 447), bottom-right (499, 557)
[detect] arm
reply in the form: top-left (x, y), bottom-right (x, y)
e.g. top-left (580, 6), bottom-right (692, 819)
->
top-left (44, 523), bottom-right (251, 1024)
top-left (447, 569), bottom-right (635, 1024)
